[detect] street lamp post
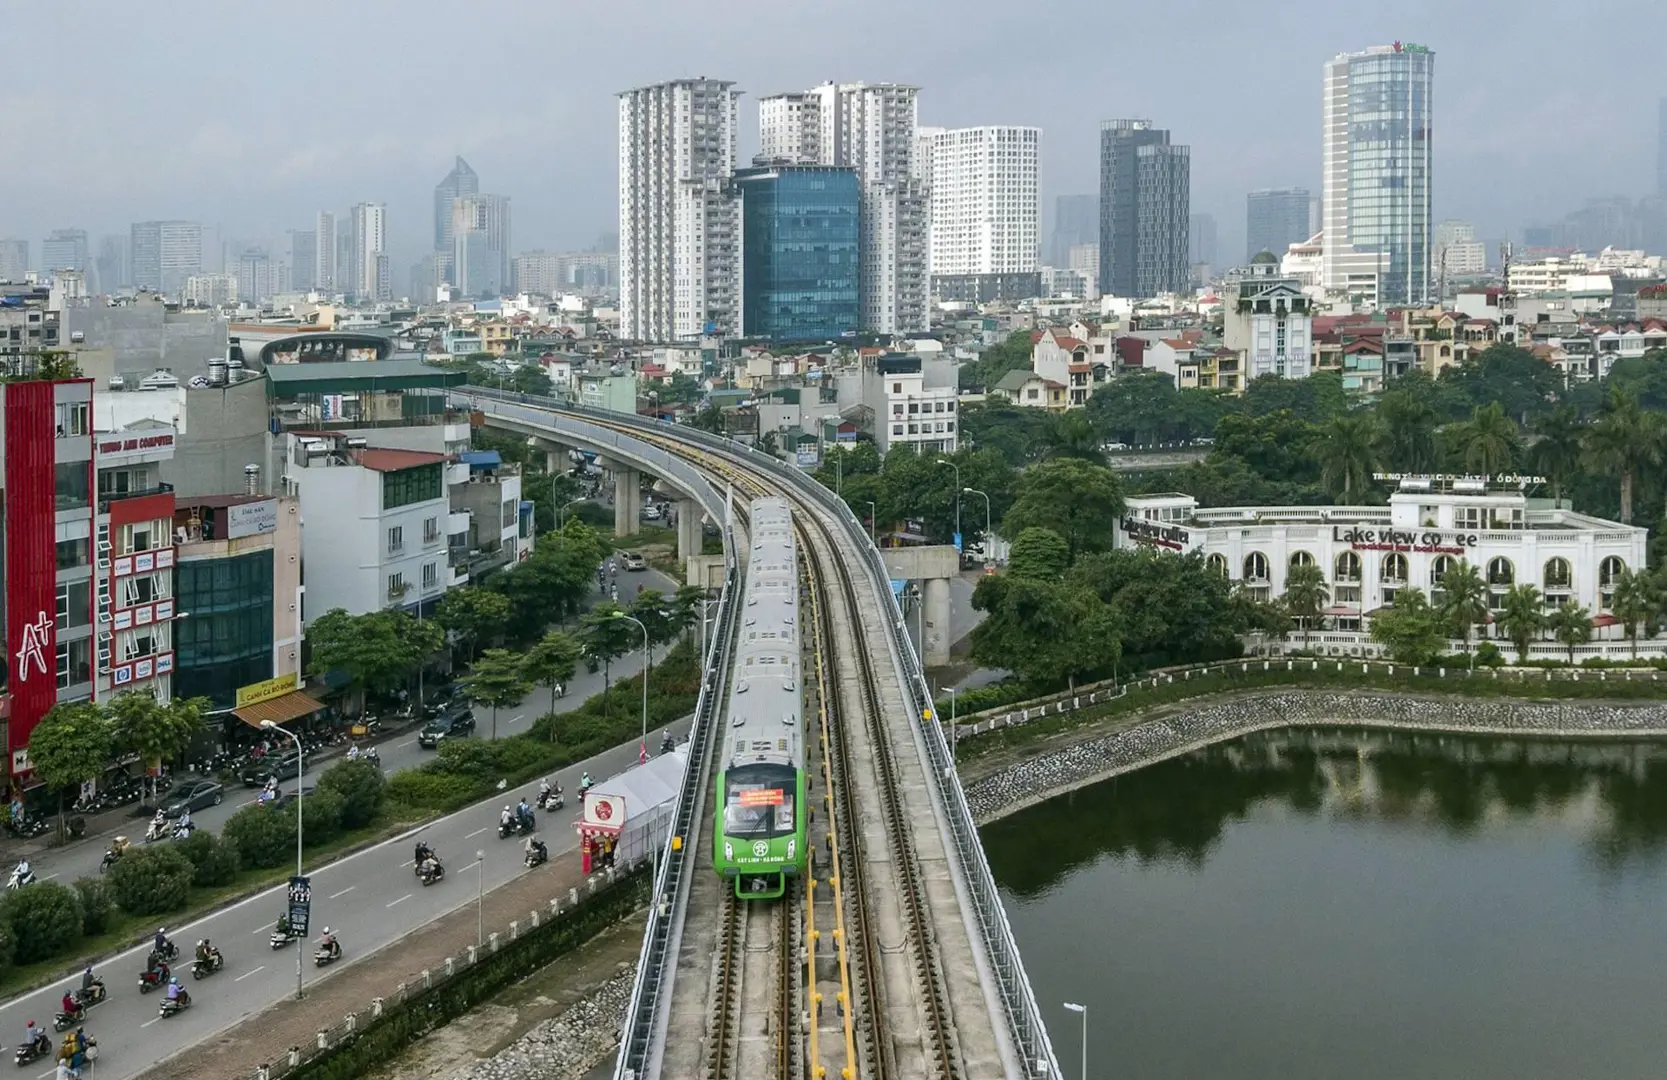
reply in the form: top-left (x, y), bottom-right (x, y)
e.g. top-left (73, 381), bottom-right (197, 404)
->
top-left (865, 501), bottom-right (877, 546)
top-left (947, 686), bottom-right (958, 766)
top-left (963, 487), bottom-right (991, 561)
top-left (475, 849), bottom-right (486, 948)
top-left (260, 720), bottom-right (306, 1001)
top-left (557, 497), bottom-right (586, 529)
top-left (1063, 1002), bottom-right (1087, 1080)
top-left (833, 455), bottom-right (842, 497)
top-left (612, 611), bottom-right (650, 761)
top-left (937, 459), bottom-right (961, 548)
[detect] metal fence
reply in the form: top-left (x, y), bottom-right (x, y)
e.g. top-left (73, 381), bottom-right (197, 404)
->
top-left (950, 657), bottom-right (1667, 740)
top-left (457, 389), bottom-right (1065, 1080)
top-left (248, 858), bottom-right (652, 1080)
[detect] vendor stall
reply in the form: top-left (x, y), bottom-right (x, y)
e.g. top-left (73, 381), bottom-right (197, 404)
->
top-left (575, 748), bottom-right (687, 874)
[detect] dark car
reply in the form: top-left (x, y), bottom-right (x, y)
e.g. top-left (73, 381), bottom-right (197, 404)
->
top-left (239, 751), bottom-right (304, 788)
top-left (418, 706), bottom-right (476, 749)
top-left (142, 779), bottom-right (225, 818)
top-left (269, 785), bottom-right (317, 813)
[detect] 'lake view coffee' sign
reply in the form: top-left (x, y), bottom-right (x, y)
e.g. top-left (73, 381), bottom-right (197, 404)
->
top-left (1333, 526), bottom-right (1476, 555)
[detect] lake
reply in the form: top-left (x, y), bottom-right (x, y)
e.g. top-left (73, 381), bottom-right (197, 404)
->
top-left (982, 728), bottom-right (1667, 1079)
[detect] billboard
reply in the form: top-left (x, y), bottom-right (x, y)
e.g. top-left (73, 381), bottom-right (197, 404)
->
top-left (227, 498), bottom-right (279, 539)
top-left (236, 672), bottom-right (298, 709)
top-left (5, 381), bottom-right (60, 771)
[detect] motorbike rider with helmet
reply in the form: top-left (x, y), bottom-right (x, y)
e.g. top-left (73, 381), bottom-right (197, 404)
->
top-left (318, 927), bottom-right (341, 960)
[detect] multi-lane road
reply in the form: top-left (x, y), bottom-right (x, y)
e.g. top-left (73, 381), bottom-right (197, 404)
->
top-left (11, 567), bottom-right (682, 888)
top-left (0, 568), bottom-right (688, 1079)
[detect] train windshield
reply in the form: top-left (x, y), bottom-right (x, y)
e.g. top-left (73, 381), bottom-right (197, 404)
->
top-left (724, 765), bottom-right (797, 839)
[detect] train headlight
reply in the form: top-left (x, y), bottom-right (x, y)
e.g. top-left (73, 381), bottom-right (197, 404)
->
top-left (724, 842), bottom-right (733, 861)
top-left (786, 839), bottom-right (795, 860)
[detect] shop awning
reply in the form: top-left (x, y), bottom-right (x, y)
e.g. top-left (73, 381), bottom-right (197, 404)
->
top-left (1322, 605), bottom-right (1359, 617)
top-left (1591, 613), bottom-right (1622, 628)
top-left (234, 690), bottom-right (326, 728)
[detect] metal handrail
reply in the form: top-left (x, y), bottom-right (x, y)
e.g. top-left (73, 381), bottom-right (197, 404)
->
top-left (456, 388), bottom-right (1062, 1080)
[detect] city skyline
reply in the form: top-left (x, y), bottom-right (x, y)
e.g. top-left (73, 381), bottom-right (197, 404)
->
top-left (0, 2), bottom-right (1662, 277)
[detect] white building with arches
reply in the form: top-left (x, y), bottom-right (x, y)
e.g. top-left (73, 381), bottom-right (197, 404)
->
top-left (1118, 478), bottom-right (1651, 661)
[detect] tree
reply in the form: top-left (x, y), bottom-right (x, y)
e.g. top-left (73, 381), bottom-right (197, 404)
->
top-left (106, 692), bottom-right (205, 798)
top-left (1495, 584), bottom-right (1546, 663)
top-left (968, 575), bottom-right (1121, 688)
top-left (73, 878), bottom-right (112, 936)
top-left (1375, 386), bottom-right (1440, 472)
top-left (1368, 588), bottom-right (1445, 666)
top-left (1002, 458), bottom-right (1125, 565)
top-left (315, 758), bottom-right (386, 829)
top-left (1437, 560), bottom-right (1490, 665)
top-left (106, 845), bottom-right (194, 914)
top-left (1609, 567), bottom-right (1655, 659)
top-left (307, 608), bottom-right (427, 715)
top-left (220, 803), bottom-right (298, 870)
top-left (1241, 371), bottom-right (1348, 423)
top-left (1211, 410), bottom-right (1324, 487)
top-left (27, 702), bottom-right (112, 838)
top-left (628, 588), bottom-right (683, 667)
top-left (1007, 527), bottom-right (1071, 581)
top-left (1071, 550), bottom-right (1248, 670)
top-left (435, 587), bottom-right (512, 662)
top-left (579, 604), bottom-right (640, 715)
top-left (1527, 405), bottom-right (1585, 505)
top-left (1548, 602), bottom-right (1593, 665)
top-left (0, 881), bottom-right (83, 963)
top-left (174, 831), bottom-right (240, 887)
top-left (462, 648), bottom-right (531, 740)
top-left (1042, 410), bottom-right (1106, 465)
top-left (1584, 388), bottom-right (1660, 525)
top-left (1282, 563), bottom-right (1330, 647)
top-left (1447, 403), bottom-right (1519, 476)
top-left (689, 404), bottom-right (726, 434)
top-left (1438, 343), bottom-right (1561, 424)
top-left (523, 630), bottom-right (584, 739)
top-left (1314, 413), bottom-right (1379, 501)
top-left (492, 524), bottom-right (611, 642)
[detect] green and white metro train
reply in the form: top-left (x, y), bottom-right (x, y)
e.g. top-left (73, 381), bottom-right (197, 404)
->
top-left (712, 496), bottom-right (808, 900)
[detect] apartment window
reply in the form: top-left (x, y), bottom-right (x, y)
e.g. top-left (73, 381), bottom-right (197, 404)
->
top-left (892, 425), bottom-right (903, 435)
top-left (1453, 506), bottom-right (1483, 531)
top-left (892, 405), bottom-right (903, 417)
top-left (908, 424), bottom-right (918, 434)
top-left (55, 638), bottom-right (91, 689)
top-left (423, 517), bottom-right (440, 545)
top-left (908, 403), bottom-right (918, 414)
top-left (892, 382), bottom-right (901, 393)
top-left (55, 401), bottom-right (88, 437)
top-left (56, 536), bottom-right (90, 570)
top-left (422, 562), bottom-right (438, 590)
top-left (387, 572), bottom-right (406, 601)
top-left (55, 580), bottom-right (91, 631)
top-left (119, 628), bottom-right (159, 662)
top-left (120, 521), bottom-right (157, 554)
top-left (382, 463), bottom-right (442, 510)
top-left (387, 526), bottom-right (404, 555)
top-left (119, 572), bottom-right (169, 607)
top-left (502, 499), bottom-right (516, 530)
top-left (54, 462), bottom-right (90, 512)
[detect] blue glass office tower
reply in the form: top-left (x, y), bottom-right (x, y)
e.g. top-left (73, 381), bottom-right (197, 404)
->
top-left (737, 165), bottom-right (860, 341)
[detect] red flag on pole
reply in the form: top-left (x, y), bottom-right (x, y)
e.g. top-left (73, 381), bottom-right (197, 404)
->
top-left (639, 742), bottom-right (648, 765)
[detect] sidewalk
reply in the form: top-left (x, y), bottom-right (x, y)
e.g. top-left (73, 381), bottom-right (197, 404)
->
top-left (132, 848), bottom-right (630, 1080)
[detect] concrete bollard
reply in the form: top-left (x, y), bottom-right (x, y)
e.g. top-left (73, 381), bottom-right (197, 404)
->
top-left (489, 932), bottom-right (500, 953)
top-left (445, 957), bottom-right (455, 976)
top-left (550, 899), bottom-right (561, 917)
top-left (345, 1013), bottom-right (357, 1033)
top-left (288, 1047), bottom-right (301, 1067)
top-left (569, 887), bottom-right (579, 906)
top-left (257, 1066), bottom-right (270, 1080)
top-left (467, 945), bottom-right (478, 965)
top-left (510, 920), bottom-right (520, 940)
top-left (372, 997), bottom-right (384, 1019)
top-left (421, 969), bottom-right (431, 989)
top-left (316, 1032), bottom-right (328, 1050)
top-left (530, 910), bottom-right (540, 928)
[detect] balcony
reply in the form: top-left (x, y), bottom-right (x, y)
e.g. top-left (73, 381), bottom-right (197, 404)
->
top-left (98, 482), bottom-right (174, 514)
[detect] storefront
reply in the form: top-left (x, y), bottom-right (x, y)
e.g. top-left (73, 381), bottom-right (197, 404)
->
top-left (574, 749), bottom-right (686, 874)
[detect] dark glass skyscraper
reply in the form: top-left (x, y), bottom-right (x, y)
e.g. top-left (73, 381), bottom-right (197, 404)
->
top-left (1099, 120), bottom-right (1190, 297)
top-left (738, 165), bottom-right (860, 341)
top-left (1246, 188), bottom-right (1312, 262)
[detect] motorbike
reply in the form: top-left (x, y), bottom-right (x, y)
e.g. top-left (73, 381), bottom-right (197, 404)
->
top-left (363, 746), bottom-right (381, 767)
top-left (13, 1035), bottom-right (51, 1067)
top-left (152, 940), bottom-right (179, 964)
top-left (171, 820), bottom-right (194, 841)
top-left (53, 983), bottom-right (106, 1030)
top-left (159, 992), bottom-right (191, 1018)
top-left (137, 962), bottom-right (171, 993)
top-left (270, 927), bottom-right (299, 950)
top-left (537, 787), bottom-right (564, 811)
top-left (100, 837), bottom-right (131, 873)
top-left (419, 862), bottom-right (445, 886)
top-left (498, 816), bottom-right (534, 839)
top-left (191, 951), bottom-right (224, 979)
top-left (143, 817), bottom-right (168, 843)
top-left (524, 844), bottom-right (548, 868)
top-left (6, 865), bottom-right (35, 890)
top-left (4, 814), bottom-right (48, 840)
top-left (313, 943), bottom-right (342, 968)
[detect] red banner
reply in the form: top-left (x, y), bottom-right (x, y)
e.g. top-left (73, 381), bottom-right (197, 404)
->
top-left (5, 381), bottom-right (61, 774)
top-left (739, 788), bottom-right (785, 808)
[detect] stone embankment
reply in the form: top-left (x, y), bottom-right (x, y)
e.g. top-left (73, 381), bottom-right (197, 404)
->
top-left (444, 968), bottom-right (634, 1080)
top-left (964, 691), bottom-right (1667, 824)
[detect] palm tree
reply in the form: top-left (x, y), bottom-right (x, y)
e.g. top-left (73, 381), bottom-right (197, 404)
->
top-left (1495, 583), bottom-right (1546, 663)
top-left (1548, 602), bottom-right (1592, 666)
top-left (1376, 389), bottom-right (1438, 472)
top-left (1314, 413), bottom-right (1379, 501)
top-left (1527, 405), bottom-right (1584, 505)
top-left (1584, 388), bottom-right (1660, 525)
top-left (1437, 560), bottom-right (1490, 666)
top-left (1281, 563), bottom-right (1330, 648)
top-left (1609, 567), bottom-right (1655, 659)
top-left (1044, 410), bottom-right (1107, 465)
top-left (1449, 403), bottom-right (1520, 476)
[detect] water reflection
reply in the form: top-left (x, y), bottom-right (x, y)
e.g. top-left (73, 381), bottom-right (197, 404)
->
top-left (983, 729), bottom-right (1667, 899)
top-left (985, 730), bottom-right (1667, 1080)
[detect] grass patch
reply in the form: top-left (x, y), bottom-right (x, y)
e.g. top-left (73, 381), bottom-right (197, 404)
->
top-left (953, 660), bottom-right (1667, 764)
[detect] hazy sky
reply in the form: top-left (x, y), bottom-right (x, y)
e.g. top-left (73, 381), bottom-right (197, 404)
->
top-left (2, 0), bottom-right (1662, 274)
